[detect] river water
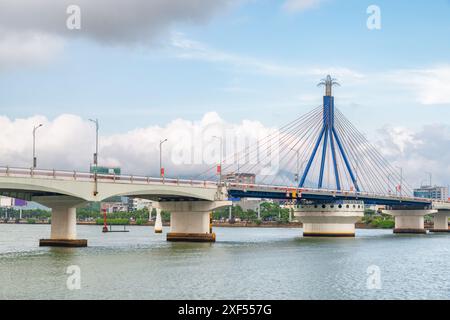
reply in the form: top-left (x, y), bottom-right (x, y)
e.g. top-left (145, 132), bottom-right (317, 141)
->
top-left (0, 224), bottom-right (449, 300)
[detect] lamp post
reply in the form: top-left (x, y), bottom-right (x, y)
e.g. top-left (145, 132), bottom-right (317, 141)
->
top-left (213, 136), bottom-right (223, 184)
top-left (160, 139), bottom-right (168, 179)
top-left (89, 118), bottom-right (99, 167)
top-left (291, 147), bottom-right (300, 183)
top-left (396, 166), bottom-right (403, 197)
top-left (32, 124), bottom-right (43, 168)
top-left (88, 119), bottom-right (100, 196)
top-left (425, 171), bottom-right (432, 187)
top-left (387, 173), bottom-right (394, 195)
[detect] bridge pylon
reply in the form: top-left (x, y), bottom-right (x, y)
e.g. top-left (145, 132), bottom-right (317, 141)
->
top-left (299, 75), bottom-right (359, 192)
top-left (294, 200), bottom-right (364, 237)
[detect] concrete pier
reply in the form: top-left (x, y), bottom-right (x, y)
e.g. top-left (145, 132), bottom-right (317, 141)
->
top-left (154, 208), bottom-right (163, 233)
top-left (294, 201), bottom-right (364, 237)
top-left (383, 208), bottom-right (437, 234)
top-left (430, 210), bottom-right (450, 232)
top-left (35, 196), bottom-right (87, 247)
top-left (155, 201), bottom-right (230, 242)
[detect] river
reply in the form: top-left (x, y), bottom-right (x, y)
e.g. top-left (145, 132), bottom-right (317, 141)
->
top-left (1, 224), bottom-right (449, 299)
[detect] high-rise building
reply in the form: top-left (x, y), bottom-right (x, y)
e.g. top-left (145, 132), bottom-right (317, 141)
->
top-left (413, 185), bottom-right (448, 201)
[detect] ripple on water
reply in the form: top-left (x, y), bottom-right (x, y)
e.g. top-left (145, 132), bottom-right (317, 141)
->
top-left (1, 225), bottom-right (450, 299)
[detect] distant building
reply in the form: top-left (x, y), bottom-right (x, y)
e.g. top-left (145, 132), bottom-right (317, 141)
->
top-left (236, 198), bottom-right (261, 212)
top-left (0, 196), bottom-right (27, 208)
top-left (222, 173), bottom-right (260, 212)
top-left (223, 173), bottom-right (256, 184)
top-left (413, 185), bottom-right (448, 201)
top-left (366, 204), bottom-right (386, 214)
top-left (0, 196), bottom-right (13, 208)
top-left (127, 198), bottom-right (153, 211)
top-left (101, 202), bottom-right (128, 213)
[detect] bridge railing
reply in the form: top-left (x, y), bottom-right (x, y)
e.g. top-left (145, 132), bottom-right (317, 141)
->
top-left (0, 166), bottom-right (218, 189)
top-left (1, 166), bottom-right (447, 204)
top-left (227, 182), bottom-right (446, 204)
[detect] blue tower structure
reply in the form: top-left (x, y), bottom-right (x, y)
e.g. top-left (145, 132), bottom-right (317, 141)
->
top-left (299, 75), bottom-right (360, 192)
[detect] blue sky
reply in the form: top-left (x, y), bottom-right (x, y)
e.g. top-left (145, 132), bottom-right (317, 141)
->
top-left (1, 0), bottom-right (450, 133)
top-left (0, 0), bottom-right (449, 186)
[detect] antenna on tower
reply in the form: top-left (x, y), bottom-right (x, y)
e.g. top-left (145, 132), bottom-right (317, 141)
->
top-left (318, 75), bottom-right (340, 96)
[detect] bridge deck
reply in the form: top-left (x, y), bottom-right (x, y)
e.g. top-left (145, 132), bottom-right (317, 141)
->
top-left (226, 183), bottom-right (450, 208)
top-left (0, 166), bottom-right (448, 208)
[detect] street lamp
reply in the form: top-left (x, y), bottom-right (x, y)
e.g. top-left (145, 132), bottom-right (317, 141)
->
top-left (290, 148), bottom-right (307, 186)
top-left (160, 139), bottom-right (168, 179)
top-left (213, 136), bottom-right (223, 184)
top-left (89, 118), bottom-right (99, 167)
top-left (425, 171), bottom-right (432, 187)
top-left (396, 166), bottom-right (403, 197)
top-left (32, 124), bottom-right (43, 168)
top-left (291, 147), bottom-right (300, 183)
top-left (387, 173), bottom-right (394, 194)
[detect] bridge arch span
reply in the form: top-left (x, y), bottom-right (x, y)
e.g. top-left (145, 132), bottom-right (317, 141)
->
top-left (0, 180), bottom-right (88, 203)
top-left (96, 182), bottom-right (220, 202)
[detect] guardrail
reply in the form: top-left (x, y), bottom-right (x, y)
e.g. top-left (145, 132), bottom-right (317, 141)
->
top-left (227, 182), bottom-right (449, 204)
top-left (0, 166), bottom-right (219, 189)
top-left (1, 166), bottom-right (448, 205)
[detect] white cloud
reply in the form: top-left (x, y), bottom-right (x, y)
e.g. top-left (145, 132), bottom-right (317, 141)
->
top-left (0, 112), bottom-right (275, 179)
top-left (0, 30), bottom-right (64, 69)
top-left (1, 112), bottom-right (449, 189)
top-left (386, 66), bottom-right (450, 105)
top-left (376, 124), bottom-right (450, 187)
top-left (0, 0), bottom-right (232, 44)
top-left (283, 0), bottom-right (324, 12)
top-left (0, 0), bottom-right (233, 68)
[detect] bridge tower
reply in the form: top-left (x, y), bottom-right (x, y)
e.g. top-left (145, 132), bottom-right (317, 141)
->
top-left (299, 75), bottom-right (359, 192)
top-left (295, 76), bottom-right (363, 237)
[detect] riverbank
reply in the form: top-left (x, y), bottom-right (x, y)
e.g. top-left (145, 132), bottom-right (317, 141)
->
top-left (0, 220), bottom-right (437, 229)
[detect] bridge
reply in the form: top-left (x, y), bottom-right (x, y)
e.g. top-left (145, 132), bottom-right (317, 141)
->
top-left (0, 75), bottom-right (449, 246)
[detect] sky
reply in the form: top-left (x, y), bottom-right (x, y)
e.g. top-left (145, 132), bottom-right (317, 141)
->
top-left (0, 0), bottom-right (449, 189)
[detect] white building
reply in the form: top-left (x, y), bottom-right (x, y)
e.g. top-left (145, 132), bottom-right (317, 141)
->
top-left (414, 186), bottom-right (449, 201)
top-left (0, 196), bottom-right (13, 207)
top-left (130, 198), bottom-right (153, 211)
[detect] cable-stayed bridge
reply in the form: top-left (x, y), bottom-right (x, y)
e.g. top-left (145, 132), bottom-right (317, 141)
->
top-left (201, 75), bottom-right (414, 202)
top-left (0, 76), bottom-right (449, 245)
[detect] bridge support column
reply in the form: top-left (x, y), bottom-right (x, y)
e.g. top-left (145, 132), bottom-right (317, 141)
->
top-left (154, 208), bottom-right (163, 233)
top-left (154, 201), bottom-right (231, 242)
top-left (430, 210), bottom-right (450, 232)
top-left (383, 208), bottom-right (436, 234)
top-left (294, 201), bottom-right (364, 237)
top-left (34, 196), bottom-right (87, 247)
